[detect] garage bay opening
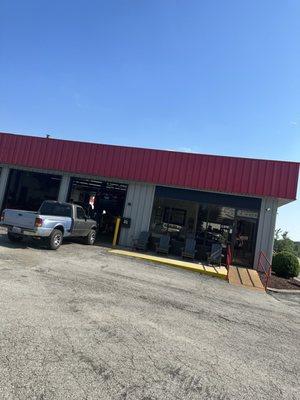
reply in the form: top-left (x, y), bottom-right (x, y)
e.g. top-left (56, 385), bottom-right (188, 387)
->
top-left (2, 169), bottom-right (61, 212)
top-left (68, 177), bottom-right (127, 243)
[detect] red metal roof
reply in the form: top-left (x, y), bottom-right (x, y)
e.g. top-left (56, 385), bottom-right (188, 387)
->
top-left (0, 132), bottom-right (299, 200)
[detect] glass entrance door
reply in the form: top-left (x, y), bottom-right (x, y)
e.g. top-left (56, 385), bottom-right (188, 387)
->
top-left (233, 218), bottom-right (258, 267)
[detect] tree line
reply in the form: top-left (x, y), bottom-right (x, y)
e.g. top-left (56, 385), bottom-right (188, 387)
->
top-left (274, 229), bottom-right (300, 257)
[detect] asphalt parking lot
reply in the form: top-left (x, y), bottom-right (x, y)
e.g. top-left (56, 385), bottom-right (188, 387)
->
top-left (0, 233), bottom-right (299, 400)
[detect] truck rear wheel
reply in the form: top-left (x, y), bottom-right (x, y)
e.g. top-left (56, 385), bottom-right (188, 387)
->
top-left (83, 229), bottom-right (97, 245)
top-left (48, 229), bottom-right (63, 250)
top-left (7, 232), bottom-right (23, 243)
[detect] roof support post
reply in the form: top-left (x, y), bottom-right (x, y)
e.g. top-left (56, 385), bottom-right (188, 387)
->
top-left (58, 174), bottom-right (71, 202)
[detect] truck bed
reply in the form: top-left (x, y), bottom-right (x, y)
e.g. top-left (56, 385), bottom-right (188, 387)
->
top-left (2, 209), bottom-right (38, 230)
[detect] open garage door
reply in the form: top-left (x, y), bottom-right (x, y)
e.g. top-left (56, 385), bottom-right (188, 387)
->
top-left (67, 177), bottom-right (127, 243)
top-left (2, 169), bottom-right (61, 212)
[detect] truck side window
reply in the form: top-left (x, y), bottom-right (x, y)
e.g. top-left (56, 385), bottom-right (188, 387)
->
top-left (76, 207), bottom-right (86, 220)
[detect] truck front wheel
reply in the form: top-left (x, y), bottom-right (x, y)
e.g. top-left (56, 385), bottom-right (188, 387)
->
top-left (7, 232), bottom-right (23, 243)
top-left (48, 229), bottom-right (63, 250)
top-left (83, 229), bottom-right (97, 245)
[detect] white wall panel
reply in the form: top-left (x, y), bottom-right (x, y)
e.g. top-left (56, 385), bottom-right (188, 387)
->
top-left (254, 197), bottom-right (278, 268)
top-left (119, 183), bottom-right (155, 247)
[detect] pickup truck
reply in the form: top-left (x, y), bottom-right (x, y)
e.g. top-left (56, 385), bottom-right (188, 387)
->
top-left (0, 201), bottom-right (98, 250)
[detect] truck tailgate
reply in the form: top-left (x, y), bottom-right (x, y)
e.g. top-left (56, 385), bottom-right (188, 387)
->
top-left (3, 209), bottom-right (37, 230)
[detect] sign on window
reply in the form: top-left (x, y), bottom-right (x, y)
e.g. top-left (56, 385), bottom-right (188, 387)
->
top-left (237, 209), bottom-right (258, 219)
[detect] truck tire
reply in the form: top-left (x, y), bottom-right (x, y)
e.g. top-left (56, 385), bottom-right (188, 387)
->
top-left (83, 229), bottom-right (97, 245)
top-left (48, 229), bottom-right (63, 250)
top-left (7, 232), bottom-right (23, 243)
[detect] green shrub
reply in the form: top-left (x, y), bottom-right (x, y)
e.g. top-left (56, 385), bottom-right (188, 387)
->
top-left (272, 252), bottom-right (300, 278)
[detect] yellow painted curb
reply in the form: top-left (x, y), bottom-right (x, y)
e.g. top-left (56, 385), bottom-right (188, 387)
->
top-left (109, 249), bottom-right (228, 280)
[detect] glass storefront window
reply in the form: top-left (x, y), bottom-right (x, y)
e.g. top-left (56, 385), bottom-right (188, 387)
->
top-left (163, 207), bottom-right (187, 226)
top-left (150, 197), bottom-right (198, 238)
top-left (205, 205), bottom-right (234, 244)
top-left (149, 194), bottom-right (259, 267)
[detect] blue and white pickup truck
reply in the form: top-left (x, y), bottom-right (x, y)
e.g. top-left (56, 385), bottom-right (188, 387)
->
top-left (0, 201), bottom-right (97, 250)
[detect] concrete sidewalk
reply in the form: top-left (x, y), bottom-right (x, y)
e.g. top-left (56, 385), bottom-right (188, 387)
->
top-left (109, 248), bottom-right (228, 279)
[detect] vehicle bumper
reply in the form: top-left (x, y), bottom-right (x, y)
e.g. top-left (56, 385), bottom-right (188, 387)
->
top-left (5, 225), bottom-right (52, 237)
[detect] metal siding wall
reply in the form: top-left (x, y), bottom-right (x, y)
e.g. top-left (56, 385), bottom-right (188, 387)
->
top-left (253, 197), bottom-right (278, 268)
top-left (119, 183), bottom-right (155, 247)
top-left (0, 132), bottom-right (299, 200)
top-left (0, 166), bottom-right (10, 210)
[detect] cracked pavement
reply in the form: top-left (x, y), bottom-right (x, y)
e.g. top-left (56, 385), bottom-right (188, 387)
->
top-left (0, 232), bottom-right (299, 400)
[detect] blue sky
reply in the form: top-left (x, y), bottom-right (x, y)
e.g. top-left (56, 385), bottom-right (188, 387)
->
top-left (0, 1), bottom-right (299, 239)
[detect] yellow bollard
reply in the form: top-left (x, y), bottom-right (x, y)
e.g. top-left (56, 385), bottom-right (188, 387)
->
top-left (112, 217), bottom-right (121, 247)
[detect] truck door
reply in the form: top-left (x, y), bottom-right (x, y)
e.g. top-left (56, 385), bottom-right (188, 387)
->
top-left (73, 206), bottom-right (88, 236)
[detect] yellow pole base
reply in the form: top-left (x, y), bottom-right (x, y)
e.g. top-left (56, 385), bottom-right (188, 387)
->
top-left (112, 217), bottom-right (121, 247)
